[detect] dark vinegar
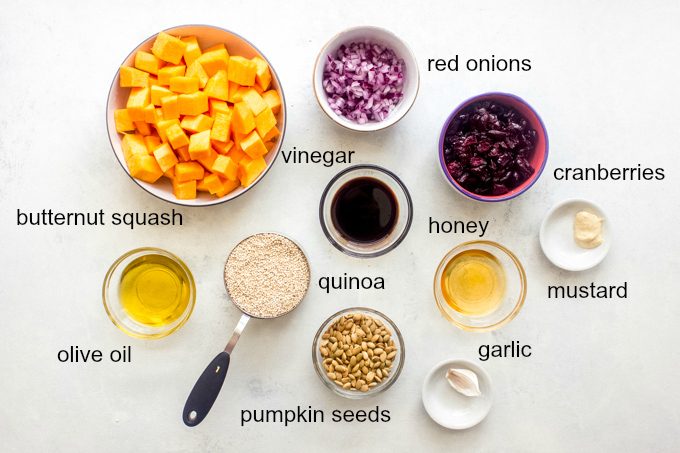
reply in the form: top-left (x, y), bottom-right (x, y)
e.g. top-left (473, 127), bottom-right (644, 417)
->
top-left (330, 177), bottom-right (398, 244)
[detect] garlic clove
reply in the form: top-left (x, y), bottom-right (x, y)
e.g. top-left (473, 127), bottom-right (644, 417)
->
top-left (446, 368), bottom-right (482, 397)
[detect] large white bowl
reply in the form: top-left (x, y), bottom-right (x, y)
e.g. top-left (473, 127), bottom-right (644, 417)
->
top-left (313, 26), bottom-right (419, 132)
top-left (106, 25), bottom-right (286, 206)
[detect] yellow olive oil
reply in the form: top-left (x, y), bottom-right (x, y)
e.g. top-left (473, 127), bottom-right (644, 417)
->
top-left (118, 254), bottom-right (191, 326)
top-left (441, 249), bottom-right (506, 316)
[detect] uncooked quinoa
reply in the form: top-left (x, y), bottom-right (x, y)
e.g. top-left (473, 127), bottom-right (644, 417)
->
top-left (224, 233), bottom-right (310, 318)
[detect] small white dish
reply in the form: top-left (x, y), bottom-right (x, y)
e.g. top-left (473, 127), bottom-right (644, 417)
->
top-left (540, 198), bottom-right (612, 271)
top-left (422, 359), bottom-right (493, 430)
top-left (313, 26), bottom-right (419, 132)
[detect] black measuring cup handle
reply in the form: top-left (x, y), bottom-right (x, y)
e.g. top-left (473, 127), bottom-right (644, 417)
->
top-left (182, 352), bottom-right (231, 426)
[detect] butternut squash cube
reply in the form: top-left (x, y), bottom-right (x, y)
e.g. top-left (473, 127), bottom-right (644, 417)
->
top-left (175, 145), bottom-right (191, 162)
top-left (262, 90), bottom-right (281, 114)
top-left (135, 51), bottom-right (164, 75)
top-left (166, 123), bottom-right (190, 149)
top-left (151, 85), bottom-right (174, 106)
top-left (203, 43), bottom-right (226, 53)
top-left (134, 121), bottom-right (152, 136)
top-left (236, 87), bottom-right (267, 115)
top-left (204, 70), bottom-right (229, 101)
top-left (180, 36), bottom-right (202, 67)
top-left (215, 177), bottom-right (240, 197)
top-left (203, 173), bottom-right (224, 194)
top-left (121, 134), bottom-right (148, 163)
top-left (231, 102), bottom-right (255, 134)
top-left (197, 147), bottom-right (219, 170)
top-left (209, 99), bottom-right (230, 117)
top-left (144, 135), bottom-right (162, 153)
top-left (153, 143), bottom-right (179, 172)
top-left (175, 161), bottom-right (204, 182)
top-left (144, 104), bottom-right (160, 124)
top-left (161, 94), bottom-right (180, 120)
top-left (128, 154), bottom-right (163, 183)
top-left (212, 139), bottom-right (234, 154)
top-left (262, 124), bottom-right (280, 142)
top-left (158, 65), bottom-right (186, 85)
top-left (237, 156), bottom-right (266, 187)
top-left (114, 109), bottom-right (135, 133)
top-left (152, 32), bottom-right (188, 64)
top-left (173, 179), bottom-right (197, 199)
top-left (210, 111), bottom-right (231, 142)
top-left (264, 141), bottom-right (275, 152)
top-left (155, 108), bottom-right (164, 122)
top-left (251, 56), bottom-right (272, 91)
top-left (126, 87), bottom-right (150, 121)
top-left (156, 119), bottom-right (181, 143)
top-left (164, 167), bottom-right (175, 180)
top-left (228, 56), bottom-right (257, 86)
top-left (232, 131), bottom-right (247, 151)
top-left (211, 155), bottom-right (238, 180)
top-left (178, 91), bottom-right (209, 115)
top-left (228, 81), bottom-right (242, 103)
top-left (253, 84), bottom-right (264, 95)
top-left (185, 60), bottom-right (209, 89)
top-left (169, 76), bottom-right (199, 94)
top-left (196, 177), bottom-right (209, 192)
top-left (188, 130), bottom-right (211, 160)
top-left (227, 146), bottom-right (246, 164)
top-left (240, 130), bottom-right (268, 159)
top-left (254, 107), bottom-right (277, 138)
top-left (120, 66), bottom-right (149, 88)
top-left (197, 49), bottom-right (230, 77)
top-left (181, 114), bottom-right (213, 133)
top-left (147, 75), bottom-right (160, 89)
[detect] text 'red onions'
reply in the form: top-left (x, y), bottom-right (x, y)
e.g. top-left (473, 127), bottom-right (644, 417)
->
top-left (322, 42), bottom-right (405, 124)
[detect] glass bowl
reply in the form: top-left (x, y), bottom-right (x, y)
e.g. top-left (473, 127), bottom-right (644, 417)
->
top-left (312, 308), bottom-right (405, 399)
top-left (103, 248), bottom-right (196, 339)
top-left (433, 241), bottom-right (527, 332)
top-left (319, 165), bottom-right (413, 258)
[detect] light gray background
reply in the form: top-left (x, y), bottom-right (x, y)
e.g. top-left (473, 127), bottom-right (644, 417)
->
top-left (1, 0), bottom-right (679, 451)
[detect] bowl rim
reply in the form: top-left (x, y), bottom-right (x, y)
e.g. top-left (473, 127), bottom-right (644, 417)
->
top-left (102, 247), bottom-right (196, 339)
top-left (105, 24), bottom-right (287, 207)
top-left (318, 164), bottom-right (414, 258)
top-left (438, 91), bottom-right (549, 202)
top-left (311, 307), bottom-right (405, 399)
top-left (433, 240), bottom-right (527, 332)
top-left (312, 25), bottom-right (420, 132)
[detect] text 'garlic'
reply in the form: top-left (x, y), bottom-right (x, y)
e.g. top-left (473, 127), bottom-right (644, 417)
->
top-left (446, 369), bottom-right (481, 397)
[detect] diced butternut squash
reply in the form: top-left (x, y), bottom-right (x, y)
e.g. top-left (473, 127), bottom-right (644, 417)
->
top-left (147, 75), bottom-right (160, 89)
top-left (188, 130), bottom-right (211, 160)
top-left (175, 161), bottom-right (204, 182)
top-left (240, 130), bottom-right (268, 159)
top-left (153, 143), bottom-right (179, 172)
top-left (237, 156), bottom-right (266, 187)
top-left (134, 121), bottom-right (152, 136)
top-left (161, 94), bottom-right (180, 120)
top-left (209, 99), bottom-right (230, 117)
top-left (197, 49), bottom-right (230, 77)
top-left (212, 139), bottom-right (234, 154)
top-left (196, 177), bottom-right (209, 192)
top-left (180, 36), bottom-right (202, 67)
top-left (203, 43), bottom-right (226, 53)
top-left (166, 123), bottom-right (190, 149)
top-left (151, 85), bottom-right (174, 106)
top-left (178, 91), bottom-right (209, 115)
top-left (262, 124), bottom-right (280, 142)
top-left (129, 154), bottom-right (163, 183)
top-left (144, 104), bottom-right (160, 124)
top-left (197, 147), bottom-right (219, 170)
top-left (158, 65), bottom-right (186, 85)
top-left (228, 81), bottom-right (242, 103)
top-left (203, 70), bottom-right (229, 101)
top-left (210, 111), bottom-right (231, 141)
top-left (236, 87), bottom-right (267, 115)
top-left (203, 173), bottom-right (224, 194)
top-left (126, 87), bottom-right (150, 121)
top-left (181, 114), bottom-right (213, 133)
top-left (173, 179), bottom-right (197, 199)
top-left (164, 167), bottom-right (175, 180)
top-left (251, 56), bottom-right (272, 91)
top-left (135, 51), bottom-right (164, 75)
top-left (120, 66), bottom-right (149, 88)
top-left (114, 109), bottom-right (135, 133)
top-left (152, 32), bottom-right (188, 64)
top-left (228, 56), bottom-right (257, 86)
top-left (156, 119), bottom-right (181, 143)
top-left (215, 177), bottom-right (240, 197)
top-left (144, 135), bottom-right (162, 153)
top-left (252, 84), bottom-right (263, 95)
top-left (254, 107), bottom-right (277, 138)
top-left (121, 134), bottom-right (148, 163)
top-left (169, 76), bottom-right (200, 94)
top-left (227, 146), bottom-right (246, 164)
top-left (262, 90), bottom-right (281, 114)
top-left (231, 101), bottom-right (255, 134)
top-left (264, 141), bottom-right (275, 152)
top-left (211, 155), bottom-right (238, 180)
top-left (175, 145), bottom-right (191, 162)
top-left (186, 60), bottom-right (209, 89)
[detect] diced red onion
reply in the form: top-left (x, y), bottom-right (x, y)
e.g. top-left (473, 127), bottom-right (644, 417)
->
top-left (323, 41), bottom-right (405, 123)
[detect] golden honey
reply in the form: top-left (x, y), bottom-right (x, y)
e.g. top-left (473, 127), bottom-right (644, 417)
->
top-left (440, 249), bottom-right (506, 316)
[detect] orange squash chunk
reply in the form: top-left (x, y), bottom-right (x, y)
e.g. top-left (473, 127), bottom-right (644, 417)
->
top-left (166, 124), bottom-right (189, 149)
top-left (212, 139), bottom-right (234, 154)
top-left (170, 76), bottom-right (200, 94)
top-left (180, 36), bottom-right (202, 67)
top-left (262, 124), bottom-right (280, 142)
top-left (175, 145), bottom-right (191, 162)
top-left (227, 146), bottom-right (246, 164)
top-left (210, 111), bottom-right (231, 142)
top-left (114, 109), bottom-right (135, 133)
top-left (181, 114), bottom-right (213, 133)
top-left (175, 161), bottom-right (204, 182)
top-left (152, 32), bottom-right (188, 64)
top-left (240, 130), bottom-right (268, 159)
top-left (231, 102), bottom-right (255, 134)
top-left (150, 85), bottom-right (173, 106)
top-left (211, 155), bottom-right (238, 181)
top-left (215, 177), bottom-right (240, 197)
top-left (156, 119), bottom-right (180, 143)
top-left (203, 43), bottom-right (226, 53)
top-left (254, 107), bottom-right (277, 138)
top-left (144, 104), bottom-right (160, 124)
top-left (161, 94), bottom-right (180, 120)
top-left (228, 81), bottom-right (242, 103)
top-left (237, 156), bottom-right (266, 187)
top-left (158, 65), bottom-right (186, 85)
top-left (186, 60), bottom-right (209, 89)
top-left (144, 135), bottom-right (162, 153)
top-left (153, 143), bottom-right (179, 172)
top-left (178, 91), bottom-right (209, 115)
top-left (196, 177), bottom-right (209, 192)
top-left (209, 99), bottom-right (230, 117)
top-left (262, 90), bottom-right (281, 114)
top-left (135, 51), bottom-right (164, 75)
top-left (188, 130), bottom-right (211, 160)
top-left (228, 56), bottom-right (257, 86)
top-left (204, 70), bottom-right (229, 101)
top-left (236, 87), bottom-right (268, 115)
top-left (173, 179), bottom-right (197, 199)
top-left (203, 173), bottom-right (224, 194)
top-left (134, 121), bottom-right (152, 136)
top-left (128, 154), bottom-right (163, 183)
top-left (197, 147), bottom-right (219, 170)
top-left (120, 66), bottom-right (149, 88)
top-left (197, 49), bottom-right (230, 77)
top-left (121, 134), bottom-right (148, 163)
top-left (251, 57), bottom-right (272, 91)
top-left (126, 87), bottom-right (150, 121)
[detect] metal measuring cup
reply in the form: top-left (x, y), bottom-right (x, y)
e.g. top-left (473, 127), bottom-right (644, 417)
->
top-left (182, 233), bottom-right (310, 427)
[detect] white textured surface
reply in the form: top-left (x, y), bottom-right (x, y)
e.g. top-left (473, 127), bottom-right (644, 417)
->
top-left (1, 1), bottom-right (679, 451)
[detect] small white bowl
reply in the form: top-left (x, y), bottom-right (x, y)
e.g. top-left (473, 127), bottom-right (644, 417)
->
top-left (540, 198), bottom-right (612, 271)
top-left (313, 26), bottom-right (419, 132)
top-left (422, 359), bottom-right (493, 430)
